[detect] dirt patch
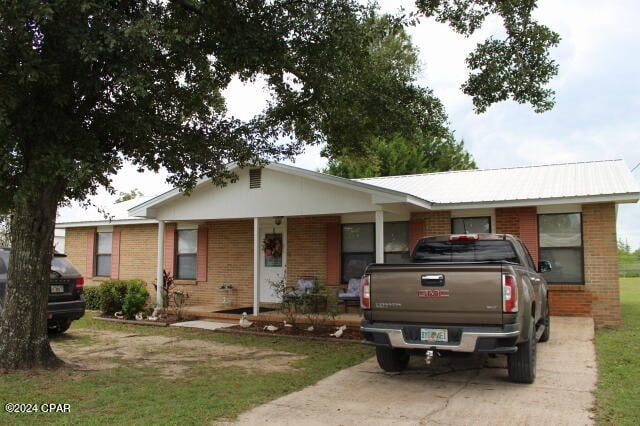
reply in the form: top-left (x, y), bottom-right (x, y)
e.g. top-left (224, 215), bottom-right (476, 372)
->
top-left (51, 329), bottom-right (305, 377)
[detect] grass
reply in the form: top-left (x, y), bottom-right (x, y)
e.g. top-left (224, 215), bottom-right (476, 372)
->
top-left (0, 315), bottom-right (373, 425)
top-left (595, 277), bottom-right (640, 425)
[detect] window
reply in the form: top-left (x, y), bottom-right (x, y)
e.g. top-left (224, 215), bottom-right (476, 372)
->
top-left (342, 223), bottom-right (374, 283)
top-left (451, 217), bottom-right (491, 234)
top-left (341, 222), bottom-right (410, 282)
top-left (95, 232), bottom-right (112, 277)
top-left (538, 213), bottom-right (583, 284)
top-left (176, 229), bottom-right (197, 280)
top-left (384, 222), bottom-right (410, 263)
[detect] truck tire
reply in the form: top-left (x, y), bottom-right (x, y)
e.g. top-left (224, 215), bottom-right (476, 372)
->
top-left (539, 301), bottom-right (551, 343)
top-left (376, 347), bottom-right (410, 372)
top-left (507, 321), bottom-right (537, 383)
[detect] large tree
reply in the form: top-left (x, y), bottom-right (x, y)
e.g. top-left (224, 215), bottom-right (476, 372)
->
top-left (0, 0), bottom-right (559, 369)
top-left (322, 13), bottom-right (476, 177)
top-left (324, 131), bottom-right (476, 178)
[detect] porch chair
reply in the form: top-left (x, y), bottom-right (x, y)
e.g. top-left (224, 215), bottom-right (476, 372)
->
top-left (338, 278), bottom-right (361, 312)
top-left (284, 277), bottom-right (316, 299)
top-left (284, 277), bottom-right (328, 313)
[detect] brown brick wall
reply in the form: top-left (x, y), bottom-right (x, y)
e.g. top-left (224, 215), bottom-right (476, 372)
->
top-left (196, 219), bottom-right (254, 307)
top-left (287, 216), bottom-right (340, 287)
top-left (494, 207), bottom-right (539, 264)
top-left (495, 208), bottom-right (520, 236)
top-left (116, 224), bottom-right (158, 284)
top-left (496, 203), bottom-right (620, 326)
top-left (62, 203), bottom-right (622, 324)
top-left (65, 227), bottom-right (92, 280)
top-left (411, 211), bottom-right (451, 236)
top-left (547, 285), bottom-right (592, 317)
top-left (582, 203), bottom-right (620, 326)
top-left (326, 221), bottom-right (341, 286)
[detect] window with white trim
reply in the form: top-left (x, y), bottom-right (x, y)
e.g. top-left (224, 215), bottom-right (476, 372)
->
top-left (176, 229), bottom-right (197, 280)
top-left (95, 232), bottom-right (112, 277)
top-left (538, 213), bottom-right (583, 284)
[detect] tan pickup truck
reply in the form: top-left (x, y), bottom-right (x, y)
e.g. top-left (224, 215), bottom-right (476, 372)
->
top-left (360, 234), bottom-right (550, 383)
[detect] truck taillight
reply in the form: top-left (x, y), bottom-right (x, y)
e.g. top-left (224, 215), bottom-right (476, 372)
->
top-left (449, 234), bottom-right (479, 241)
top-left (360, 274), bottom-right (371, 309)
top-left (502, 274), bottom-right (518, 313)
top-left (74, 277), bottom-right (84, 289)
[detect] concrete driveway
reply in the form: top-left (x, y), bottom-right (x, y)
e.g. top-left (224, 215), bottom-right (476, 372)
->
top-left (225, 317), bottom-right (597, 425)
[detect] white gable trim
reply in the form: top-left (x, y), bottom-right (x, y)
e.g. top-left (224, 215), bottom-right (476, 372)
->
top-left (128, 163), bottom-right (432, 219)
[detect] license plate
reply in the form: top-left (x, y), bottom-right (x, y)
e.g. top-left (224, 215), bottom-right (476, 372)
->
top-left (50, 285), bottom-right (64, 294)
top-left (420, 328), bottom-right (448, 342)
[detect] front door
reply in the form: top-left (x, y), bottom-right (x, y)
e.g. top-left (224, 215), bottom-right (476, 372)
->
top-left (259, 218), bottom-right (286, 303)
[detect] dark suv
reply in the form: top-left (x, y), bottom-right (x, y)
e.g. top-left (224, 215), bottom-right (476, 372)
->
top-left (0, 248), bottom-right (85, 333)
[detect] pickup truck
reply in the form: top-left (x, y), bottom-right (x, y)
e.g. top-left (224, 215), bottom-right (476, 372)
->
top-left (360, 233), bottom-right (550, 383)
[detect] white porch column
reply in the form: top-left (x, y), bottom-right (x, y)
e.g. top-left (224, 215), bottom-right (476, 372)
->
top-left (155, 219), bottom-right (165, 312)
top-left (253, 217), bottom-right (260, 316)
top-left (375, 210), bottom-right (384, 263)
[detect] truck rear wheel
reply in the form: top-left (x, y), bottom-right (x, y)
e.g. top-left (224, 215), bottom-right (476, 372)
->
top-left (507, 321), bottom-right (537, 383)
top-left (376, 347), bottom-right (410, 372)
top-left (539, 301), bottom-right (551, 343)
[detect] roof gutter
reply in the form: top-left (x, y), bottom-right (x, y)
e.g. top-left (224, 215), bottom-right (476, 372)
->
top-left (430, 193), bottom-right (640, 211)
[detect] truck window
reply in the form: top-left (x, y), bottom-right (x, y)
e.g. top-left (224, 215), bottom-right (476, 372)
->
top-left (412, 240), bottom-right (520, 264)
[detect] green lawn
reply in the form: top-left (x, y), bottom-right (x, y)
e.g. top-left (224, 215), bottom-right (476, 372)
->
top-left (0, 316), bottom-right (373, 425)
top-left (595, 277), bottom-right (640, 425)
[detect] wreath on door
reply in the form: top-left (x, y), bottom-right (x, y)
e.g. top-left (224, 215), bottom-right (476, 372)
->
top-left (262, 235), bottom-right (282, 258)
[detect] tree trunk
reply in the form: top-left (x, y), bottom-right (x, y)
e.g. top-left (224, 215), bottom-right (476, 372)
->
top-left (0, 177), bottom-right (64, 369)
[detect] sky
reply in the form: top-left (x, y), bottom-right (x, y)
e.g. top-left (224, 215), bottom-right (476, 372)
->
top-left (59, 0), bottom-right (640, 249)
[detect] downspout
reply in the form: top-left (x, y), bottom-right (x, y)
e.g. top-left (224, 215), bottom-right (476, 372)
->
top-left (375, 210), bottom-right (384, 263)
top-left (253, 217), bottom-right (260, 316)
top-left (153, 219), bottom-right (165, 316)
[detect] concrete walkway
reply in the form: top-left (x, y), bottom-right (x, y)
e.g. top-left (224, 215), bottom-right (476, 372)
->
top-left (222, 317), bottom-right (597, 425)
top-left (171, 320), bottom-right (235, 331)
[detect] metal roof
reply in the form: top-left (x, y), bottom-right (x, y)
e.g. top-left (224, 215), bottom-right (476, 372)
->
top-left (56, 196), bottom-right (157, 227)
top-left (355, 159), bottom-right (640, 208)
top-left (56, 159), bottom-right (639, 228)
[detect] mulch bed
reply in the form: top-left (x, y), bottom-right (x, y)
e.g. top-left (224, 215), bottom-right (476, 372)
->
top-left (94, 313), bottom-right (198, 327)
top-left (94, 314), bottom-right (363, 343)
top-left (223, 320), bottom-right (363, 342)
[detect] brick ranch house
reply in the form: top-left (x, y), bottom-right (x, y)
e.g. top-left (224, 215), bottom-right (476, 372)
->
top-left (57, 159), bottom-right (639, 327)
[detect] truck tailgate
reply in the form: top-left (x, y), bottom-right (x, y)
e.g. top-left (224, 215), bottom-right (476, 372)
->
top-left (369, 264), bottom-right (504, 325)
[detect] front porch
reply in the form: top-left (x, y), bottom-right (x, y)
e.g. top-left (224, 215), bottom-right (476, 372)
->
top-left (127, 165), bottom-right (423, 318)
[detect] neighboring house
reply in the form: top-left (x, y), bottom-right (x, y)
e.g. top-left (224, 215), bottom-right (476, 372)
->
top-left (56, 159), bottom-right (640, 327)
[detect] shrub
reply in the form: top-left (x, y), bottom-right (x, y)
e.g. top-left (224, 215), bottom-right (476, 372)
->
top-left (152, 270), bottom-right (174, 309)
top-left (98, 280), bottom-right (129, 314)
top-left (122, 279), bottom-right (149, 319)
top-left (83, 286), bottom-right (100, 310)
top-left (171, 288), bottom-right (190, 321)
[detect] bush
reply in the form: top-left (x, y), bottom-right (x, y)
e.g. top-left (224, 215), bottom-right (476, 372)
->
top-left (83, 286), bottom-right (100, 310)
top-left (97, 280), bottom-right (129, 314)
top-left (122, 279), bottom-right (149, 319)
